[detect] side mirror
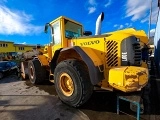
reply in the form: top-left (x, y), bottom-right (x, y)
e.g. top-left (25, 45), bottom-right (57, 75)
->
top-left (44, 23), bottom-right (49, 33)
top-left (83, 31), bottom-right (92, 36)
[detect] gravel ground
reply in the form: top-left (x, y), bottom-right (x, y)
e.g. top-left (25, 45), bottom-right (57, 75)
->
top-left (0, 75), bottom-right (159, 120)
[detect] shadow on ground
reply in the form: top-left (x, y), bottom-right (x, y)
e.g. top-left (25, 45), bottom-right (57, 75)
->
top-left (0, 95), bottom-right (90, 120)
top-left (24, 80), bottom-right (57, 95)
top-left (23, 75), bottom-right (160, 120)
top-left (0, 66), bottom-right (160, 120)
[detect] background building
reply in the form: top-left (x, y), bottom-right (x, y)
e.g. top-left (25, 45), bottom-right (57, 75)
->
top-left (0, 40), bottom-right (44, 61)
top-left (0, 40), bottom-right (15, 52)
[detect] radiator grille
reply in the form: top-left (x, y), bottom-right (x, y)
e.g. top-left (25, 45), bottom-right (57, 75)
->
top-left (133, 42), bottom-right (141, 66)
top-left (106, 40), bottom-right (118, 67)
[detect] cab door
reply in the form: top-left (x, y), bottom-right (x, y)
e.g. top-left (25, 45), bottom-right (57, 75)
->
top-left (50, 20), bottom-right (62, 55)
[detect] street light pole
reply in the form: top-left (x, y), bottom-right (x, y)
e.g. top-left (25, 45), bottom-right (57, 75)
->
top-left (148, 0), bottom-right (153, 39)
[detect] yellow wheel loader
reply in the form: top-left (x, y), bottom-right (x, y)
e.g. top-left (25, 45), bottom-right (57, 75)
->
top-left (21, 12), bottom-right (149, 107)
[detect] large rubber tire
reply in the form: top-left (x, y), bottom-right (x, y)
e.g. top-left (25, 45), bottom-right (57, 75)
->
top-left (21, 61), bottom-right (29, 80)
top-left (54, 59), bottom-right (93, 107)
top-left (28, 60), bottom-right (47, 84)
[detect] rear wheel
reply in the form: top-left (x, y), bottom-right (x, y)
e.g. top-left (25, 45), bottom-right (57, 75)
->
top-left (28, 60), bottom-right (48, 84)
top-left (54, 59), bottom-right (93, 107)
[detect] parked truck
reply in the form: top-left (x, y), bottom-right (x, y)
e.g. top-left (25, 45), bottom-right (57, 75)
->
top-left (21, 12), bottom-right (149, 107)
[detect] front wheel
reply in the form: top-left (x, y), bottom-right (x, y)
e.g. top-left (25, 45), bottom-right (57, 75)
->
top-left (54, 59), bottom-right (93, 107)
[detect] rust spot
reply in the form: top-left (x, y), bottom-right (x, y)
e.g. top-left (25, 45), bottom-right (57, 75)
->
top-left (125, 75), bottom-right (137, 80)
top-left (136, 71), bottom-right (147, 76)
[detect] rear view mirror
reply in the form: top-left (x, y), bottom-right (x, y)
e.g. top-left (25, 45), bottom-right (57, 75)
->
top-left (44, 23), bottom-right (49, 33)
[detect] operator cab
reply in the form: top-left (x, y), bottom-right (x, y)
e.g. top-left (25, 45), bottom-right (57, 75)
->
top-left (44, 16), bottom-right (92, 48)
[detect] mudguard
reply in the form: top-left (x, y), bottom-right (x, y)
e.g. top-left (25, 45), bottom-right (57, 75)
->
top-left (51, 46), bottom-right (104, 85)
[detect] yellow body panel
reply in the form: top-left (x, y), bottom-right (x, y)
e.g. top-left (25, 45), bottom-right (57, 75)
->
top-left (80, 47), bottom-right (103, 67)
top-left (109, 67), bottom-right (127, 87)
top-left (105, 28), bottom-right (149, 45)
top-left (105, 28), bottom-right (149, 69)
top-left (72, 33), bottom-right (137, 68)
top-left (129, 30), bottom-right (148, 44)
top-left (38, 55), bottom-right (49, 66)
top-left (43, 45), bottom-right (52, 62)
top-left (141, 61), bottom-right (148, 68)
top-left (106, 28), bottom-right (136, 34)
top-left (109, 66), bottom-right (148, 92)
top-left (72, 33), bottom-right (148, 92)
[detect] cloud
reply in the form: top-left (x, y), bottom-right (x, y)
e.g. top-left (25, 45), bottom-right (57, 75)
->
top-left (150, 28), bottom-right (155, 36)
top-left (118, 25), bottom-right (124, 29)
top-left (114, 23), bottom-right (132, 30)
top-left (125, 0), bottom-right (150, 21)
top-left (22, 42), bottom-right (26, 44)
top-left (114, 24), bottom-right (118, 27)
top-left (0, 0), bottom-right (7, 4)
top-left (87, 0), bottom-right (97, 14)
top-left (140, 1), bottom-right (159, 24)
top-left (125, 23), bottom-right (129, 26)
top-left (88, 7), bottom-right (96, 14)
top-left (125, 0), bottom-right (158, 24)
top-left (88, 0), bottom-right (97, 6)
top-left (0, 5), bottom-right (43, 35)
top-left (16, 42), bottom-right (27, 44)
top-left (125, 23), bottom-right (132, 28)
top-left (104, 0), bottom-right (111, 7)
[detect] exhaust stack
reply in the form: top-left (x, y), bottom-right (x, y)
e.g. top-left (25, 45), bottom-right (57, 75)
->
top-left (95, 12), bottom-right (104, 35)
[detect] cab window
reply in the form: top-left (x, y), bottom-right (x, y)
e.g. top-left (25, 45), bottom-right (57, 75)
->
top-left (64, 19), bottom-right (82, 38)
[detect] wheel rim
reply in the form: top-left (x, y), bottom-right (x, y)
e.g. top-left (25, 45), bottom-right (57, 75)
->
top-left (30, 66), bottom-right (34, 79)
top-left (59, 73), bottom-right (74, 97)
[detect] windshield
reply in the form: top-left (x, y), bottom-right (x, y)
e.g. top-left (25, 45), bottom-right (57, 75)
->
top-left (64, 19), bottom-right (82, 38)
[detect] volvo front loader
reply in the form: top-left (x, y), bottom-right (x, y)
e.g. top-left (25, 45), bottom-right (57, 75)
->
top-left (21, 12), bottom-right (149, 107)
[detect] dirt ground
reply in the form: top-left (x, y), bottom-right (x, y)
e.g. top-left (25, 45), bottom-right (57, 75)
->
top-left (0, 75), bottom-right (160, 120)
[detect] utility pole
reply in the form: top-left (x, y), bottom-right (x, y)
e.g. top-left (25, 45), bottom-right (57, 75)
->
top-left (148, 0), bottom-right (153, 39)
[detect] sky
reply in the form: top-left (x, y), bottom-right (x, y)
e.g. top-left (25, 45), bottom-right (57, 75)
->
top-left (0, 0), bottom-right (159, 45)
